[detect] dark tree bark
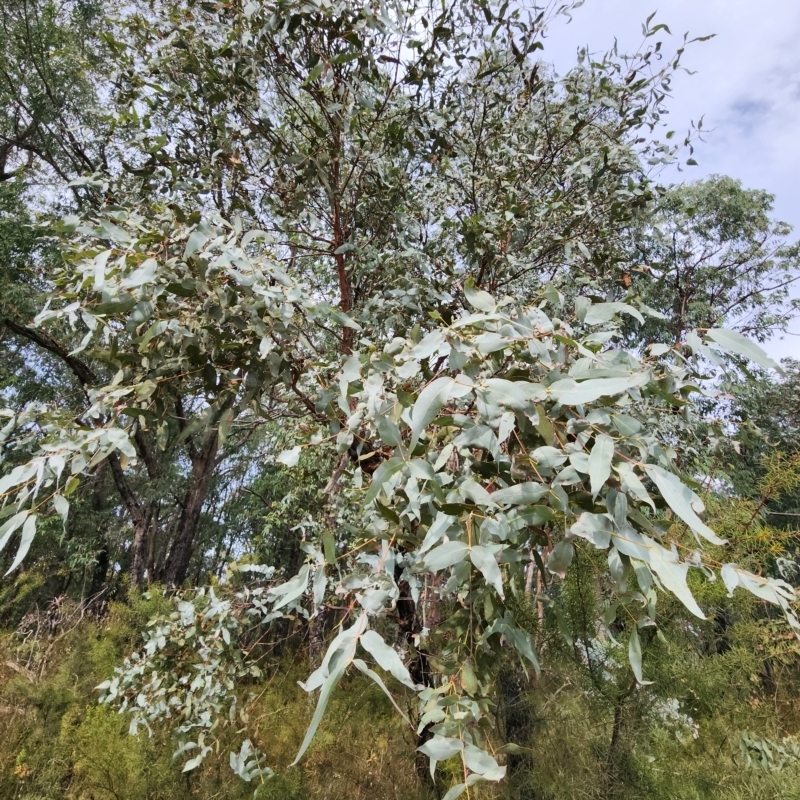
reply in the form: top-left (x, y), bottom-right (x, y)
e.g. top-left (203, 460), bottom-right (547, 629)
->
top-left (161, 430), bottom-right (220, 587)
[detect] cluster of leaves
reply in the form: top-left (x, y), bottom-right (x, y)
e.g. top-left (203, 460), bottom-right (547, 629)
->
top-left (1, 0), bottom-right (800, 795)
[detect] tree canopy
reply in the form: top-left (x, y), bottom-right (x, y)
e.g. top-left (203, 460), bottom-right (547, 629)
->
top-left (1, 1), bottom-right (800, 798)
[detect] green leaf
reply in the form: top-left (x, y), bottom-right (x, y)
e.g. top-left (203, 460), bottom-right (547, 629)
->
top-left (423, 540), bottom-right (470, 571)
top-left (5, 514), bottom-right (37, 574)
top-left (470, 545), bottom-right (504, 597)
top-left (464, 278), bottom-right (496, 312)
top-left (360, 630), bottom-right (416, 687)
top-left (706, 328), bottom-right (781, 371)
top-left (643, 465), bottom-right (725, 545)
top-left (588, 434), bottom-right (614, 498)
top-left (410, 377), bottom-right (453, 450)
top-left (490, 482), bottom-right (548, 506)
top-left (322, 530), bottom-right (336, 564)
top-left (364, 457), bottom-right (405, 504)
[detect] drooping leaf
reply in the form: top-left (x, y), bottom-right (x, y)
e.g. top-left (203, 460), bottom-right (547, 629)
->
top-left (5, 514), bottom-right (36, 575)
top-left (360, 630), bottom-right (416, 688)
top-left (410, 377), bottom-right (454, 450)
top-left (644, 464), bottom-right (725, 545)
top-left (470, 545), bottom-right (504, 597)
top-left (588, 434), bottom-right (614, 498)
top-left (707, 328), bottom-right (781, 371)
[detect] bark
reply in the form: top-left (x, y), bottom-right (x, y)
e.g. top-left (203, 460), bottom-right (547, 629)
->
top-left (161, 430), bottom-right (220, 587)
top-left (107, 452), bottom-right (157, 588)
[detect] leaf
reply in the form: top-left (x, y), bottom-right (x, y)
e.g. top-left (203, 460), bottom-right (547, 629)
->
top-left (364, 457), bottom-right (405, 504)
top-left (184, 230), bottom-right (208, 259)
top-left (330, 309), bottom-right (362, 330)
top-left (418, 736), bottom-right (464, 761)
top-left (546, 539), bottom-right (574, 578)
top-left (420, 513), bottom-right (455, 553)
top-left (583, 302), bottom-right (644, 326)
top-left (359, 630), bottom-right (416, 687)
top-left (549, 376), bottom-right (638, 405)
top-left (277, 446), bottom-right (301, 467)
top-left (571, 513), bottom-right (613, 549)
top-left (441, 785), bottom-right (466, 800)
top-left (0, 511), bottom-right (28, 553)
top-left (53, 494), bottom-right (69, 527)
top-left (121, 258), bottom-right (158, 289)
top-left (313, 565), bottom-right (326, 606)
top-left (464, 278), bottom-right (496, 312)
top-left (628, 625), bottom-right (648, 684)
top-left (463, 744), bottom-right (506, 780)
top-left (292, 657), bottom-right (348, 766)
top-left (482, 379), bottom-right (544, 410)
top-left (423, 541), bottom-right (470, 571)
top-left (375, 414), bottom-right (402, 447)
top-left (643, 465), bottom-right (725, 545)
top-left (470, 545), bottom-right (504, 597)
top-left (707, 328), bottom-right (781, 371)
top-left (322, 530), bottom-right (336, 564)
top-left (490, 482), bottom-right (548, 506)
top-left (588, 434), bottom-right (614, 498)
top-left (268, 564), bottom-right (309, 610)
top-left (182, 752), bottom-right (205, 772)
top-left (5, 514), bottom-right (36, 575)
top-left (647, 544), bottom-right (705, 619)
top-left (616, 463), bottom-right (655, 510)
top-left (410, 377), bottom-right (453, 450)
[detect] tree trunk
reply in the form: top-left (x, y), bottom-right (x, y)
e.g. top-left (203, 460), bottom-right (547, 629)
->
top-left (161, 432), bottom-right (219, 587)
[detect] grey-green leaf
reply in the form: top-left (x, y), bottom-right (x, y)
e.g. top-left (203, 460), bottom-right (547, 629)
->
top-left (423, 541), bottom-right (470, 571)
top-left (470, 545), bottom-right (504, 597)
top-left (360, 630), bottom-right (416, 688)
top-left (644, 465), bottom-right (725, 545)
top-left (5, 514), bottom-right (36, 574)
top-left (491, 482), bottom-right (548, 506)
top-left (588, 434), bottom-right (614, 498)
top-left (410, 377), bottom-right (454, 450)
top-left (706, 328), bottom-right (781, 371)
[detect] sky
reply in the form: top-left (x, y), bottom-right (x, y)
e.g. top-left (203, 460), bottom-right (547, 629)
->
top-left (541, 0), bottom-right (800, 361)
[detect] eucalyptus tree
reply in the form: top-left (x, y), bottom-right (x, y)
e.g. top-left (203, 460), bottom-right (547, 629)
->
top-left (629, 176), bottom-right (800, 346)
top-left (1, 0), bottom-right (799, 796)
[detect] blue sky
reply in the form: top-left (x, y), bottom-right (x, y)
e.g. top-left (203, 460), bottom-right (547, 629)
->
top-left (543, 0), bottom-right (800, 361)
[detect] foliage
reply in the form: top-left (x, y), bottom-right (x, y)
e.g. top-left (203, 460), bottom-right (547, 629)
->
top-left (0, 0), bottom-right (799, 797)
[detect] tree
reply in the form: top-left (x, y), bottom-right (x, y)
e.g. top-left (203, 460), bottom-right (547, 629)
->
top-left (1, 0), bottom-right (799, 796)
top-left (630, 176), bottom-right (800, 345)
